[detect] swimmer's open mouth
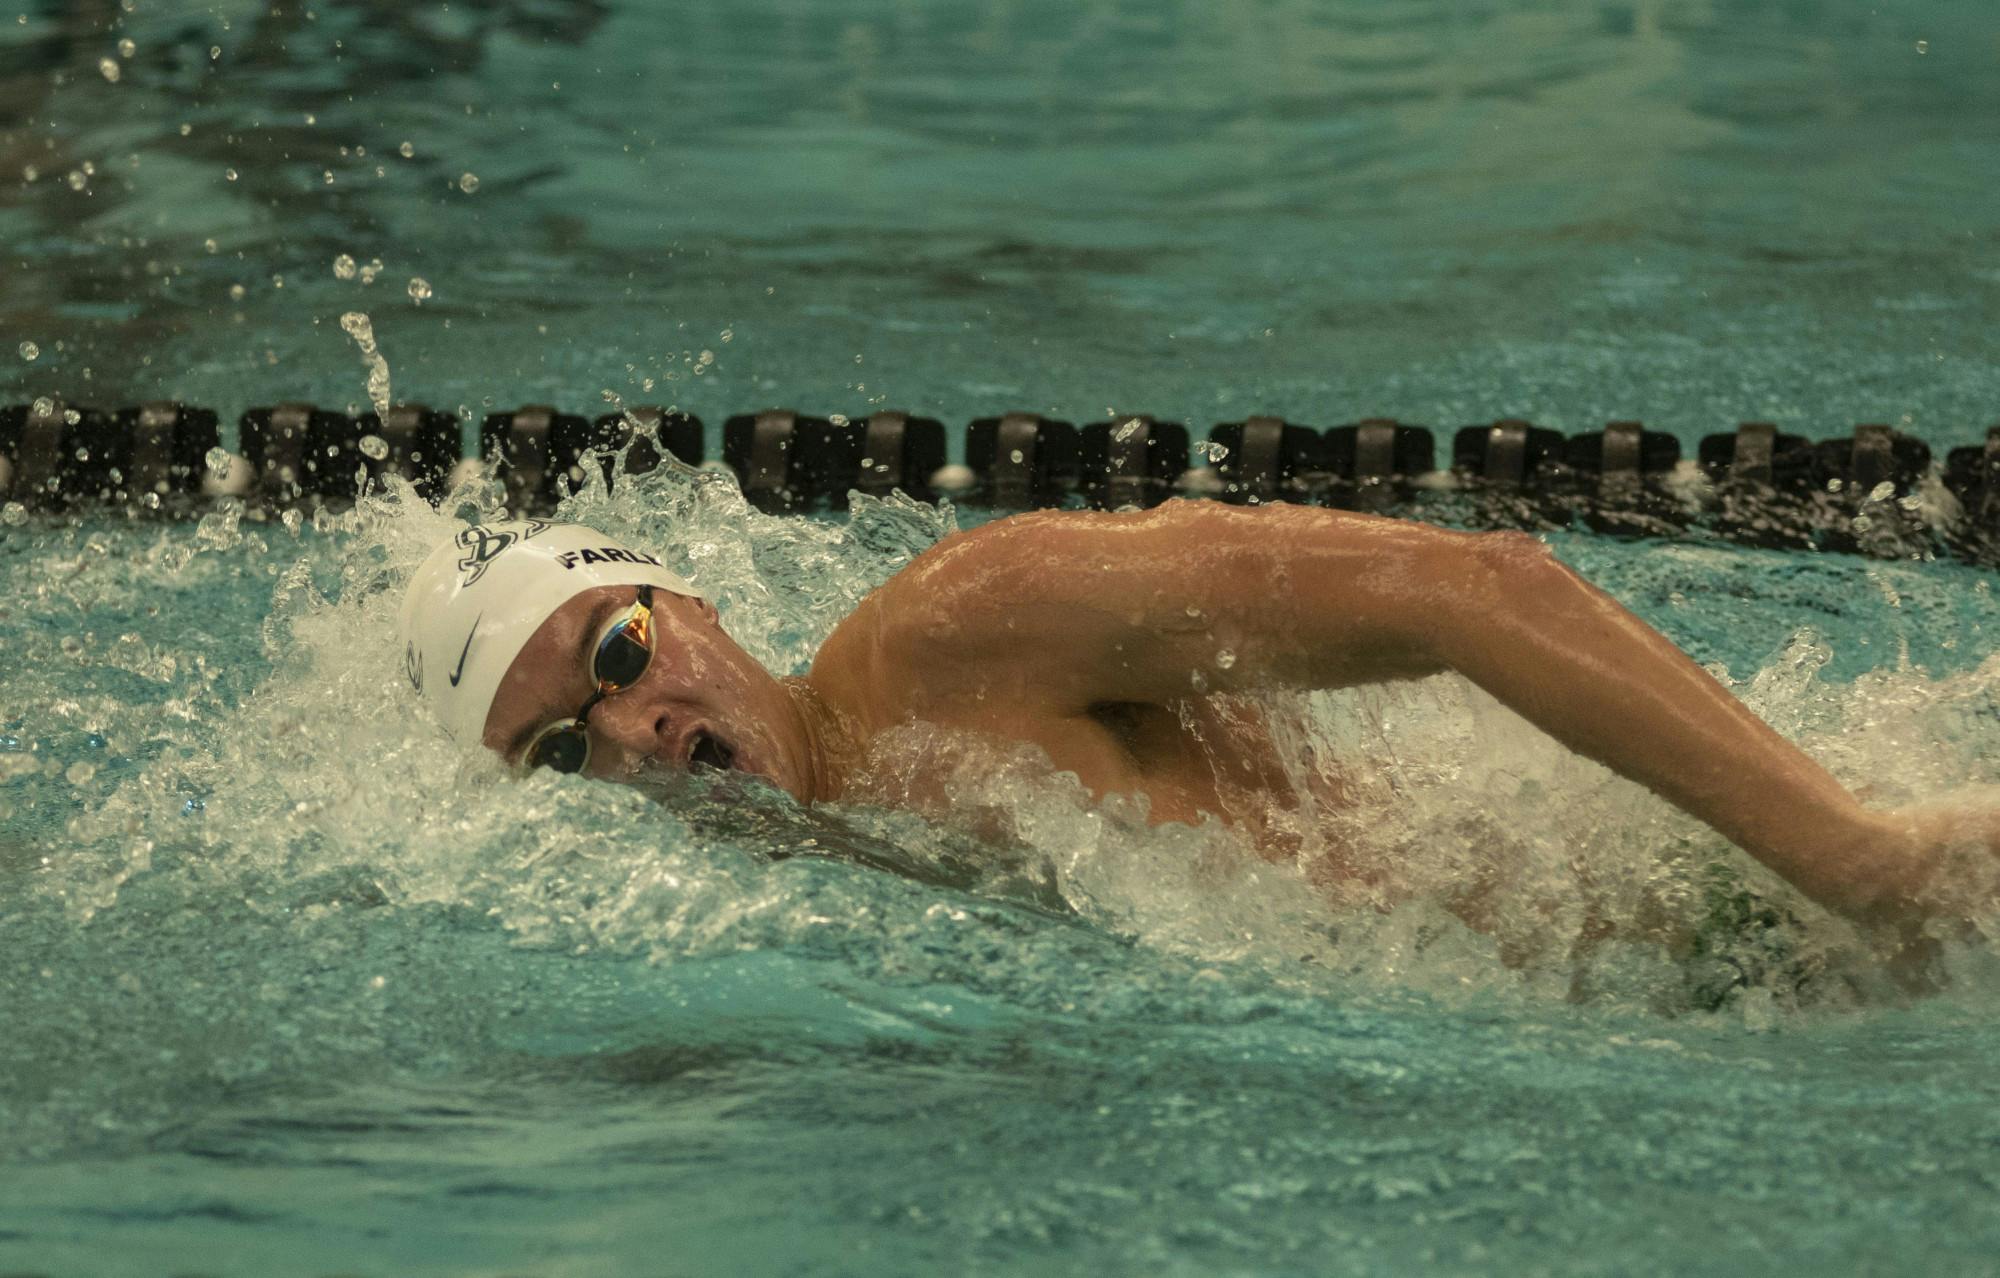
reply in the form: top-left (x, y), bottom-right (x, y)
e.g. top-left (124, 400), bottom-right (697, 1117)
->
top-left (688, 730), bottom-right (735, 773)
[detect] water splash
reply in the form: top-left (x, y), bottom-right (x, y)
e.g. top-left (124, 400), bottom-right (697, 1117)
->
top-left (339, 311), bottom-right (393, 418)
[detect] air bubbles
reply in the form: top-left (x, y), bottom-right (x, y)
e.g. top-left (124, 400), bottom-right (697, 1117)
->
top-left (228, 283), bottom-right (246, 301)
top-left (204, 446), bottom-right (232, 476)
top-left (398, 141), bottom-right (414, 158)
top-left (224, 167), bottom-right (237, 182)
top-left (1195, 439), bottom-right (1229, 464)
top-left (406, 276), bottom-right (432, 304)
top-left (98, 57), bottom-right (120, 83)
top-left (457, 171), bottom-right (480, 194)
top-left (1915, 39), bottom-right (1929, 54)
top-left (357, 434), bottom-right (389, 461)
top-left (18, 341), bottom-right (38, 361)
top-left (208, 45), bottom-right (220, 60)
top-left (1215, 648), bottom-right (1237, 670)
top-left (333, 253), bottom-right (356, 280)
top-left (117, 37), bottom-right (135, 57)
top-left (0, 502), bottom-right (27, 527)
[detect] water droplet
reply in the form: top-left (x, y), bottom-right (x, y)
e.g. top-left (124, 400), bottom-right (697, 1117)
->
top-left (18, 341), bottom-right (38, 361)
top-left (457, 171), bottom-right (480, 194)
top-left (358, 434), bottom-right (389, 461)
top-left (333, 253), bottom-right (356, 279)
top-left (407, 276), bottom-right (432, 304)
top-left (0, 503), bottom-right (27, 526)
top-left (117, 37), bottom-right (135, 57)
top-left (98, 57), bottom-right (120, 82)
top-left (398, 140), bottom-right (414, 158)
top-left (340, 311), bottom-right (394, 417)
top-left (65, 762), bottom-right (97, 786)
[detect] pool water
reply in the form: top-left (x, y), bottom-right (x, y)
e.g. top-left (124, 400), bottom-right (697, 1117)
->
top-left (7, 1), bottom-right (2000, 1274)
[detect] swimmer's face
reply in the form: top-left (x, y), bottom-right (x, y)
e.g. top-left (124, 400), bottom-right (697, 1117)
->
top-left (482, 586), bottom-right (806, 797)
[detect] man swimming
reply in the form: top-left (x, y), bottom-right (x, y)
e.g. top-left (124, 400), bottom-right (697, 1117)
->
top-left (398, 502), bottom-right (1993, 933)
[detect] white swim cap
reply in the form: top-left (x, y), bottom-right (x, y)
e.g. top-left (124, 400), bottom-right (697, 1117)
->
top-left (397, 520), bottom-right (702, 745)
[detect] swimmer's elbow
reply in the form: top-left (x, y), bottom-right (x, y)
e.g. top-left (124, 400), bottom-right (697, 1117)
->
top-left (1473, 529), bottom-right (1558, 576)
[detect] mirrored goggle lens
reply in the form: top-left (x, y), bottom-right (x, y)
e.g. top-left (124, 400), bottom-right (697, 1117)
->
top-left (593, 610), bottom-right (653, 693)
top-left (525, 722), bottom-right (591, 774)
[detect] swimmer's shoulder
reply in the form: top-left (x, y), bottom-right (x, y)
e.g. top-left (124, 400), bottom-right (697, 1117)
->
top-left (806, 512), bottom-right (1102, 725)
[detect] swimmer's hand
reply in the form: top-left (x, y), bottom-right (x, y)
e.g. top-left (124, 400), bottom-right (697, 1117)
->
top-left (1856, 800), bottom-right (2000, 926)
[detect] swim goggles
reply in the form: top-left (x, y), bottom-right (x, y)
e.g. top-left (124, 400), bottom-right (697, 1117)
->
top-left (521, 585), bottom-right (655, 774)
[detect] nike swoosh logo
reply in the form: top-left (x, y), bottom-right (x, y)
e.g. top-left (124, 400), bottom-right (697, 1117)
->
top-left (447, 616), bottom-right (481, 687)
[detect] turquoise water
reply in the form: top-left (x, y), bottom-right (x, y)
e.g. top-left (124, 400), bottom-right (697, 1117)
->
top-left (8, 2), bottom-right (2000, 1274)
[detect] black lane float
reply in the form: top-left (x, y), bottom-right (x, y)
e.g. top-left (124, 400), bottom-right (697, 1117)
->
top-left (0, 396), bottom-right (1993, 567)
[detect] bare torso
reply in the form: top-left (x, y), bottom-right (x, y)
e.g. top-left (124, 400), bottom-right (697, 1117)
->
top-left (808, 595), bottom-right (1355, 866)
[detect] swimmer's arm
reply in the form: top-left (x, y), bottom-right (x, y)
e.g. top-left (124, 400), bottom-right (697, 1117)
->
top-left (885, 501), bottom-right (1914, 919)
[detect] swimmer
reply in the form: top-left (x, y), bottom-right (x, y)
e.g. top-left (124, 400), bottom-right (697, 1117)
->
top-left (398, 503), bottom-right (1995, 933)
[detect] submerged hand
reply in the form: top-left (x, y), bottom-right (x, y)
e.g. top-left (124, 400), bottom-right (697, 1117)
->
top-left (1855, 799), bottom-right (2000, 927)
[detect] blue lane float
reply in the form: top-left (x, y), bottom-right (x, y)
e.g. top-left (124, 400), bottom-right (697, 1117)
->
top-left (1, 397), bottom-right (1995, 567)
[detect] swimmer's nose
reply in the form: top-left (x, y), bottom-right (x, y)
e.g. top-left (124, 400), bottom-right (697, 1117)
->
top-left (587, 689), bottom-right (676, 768)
